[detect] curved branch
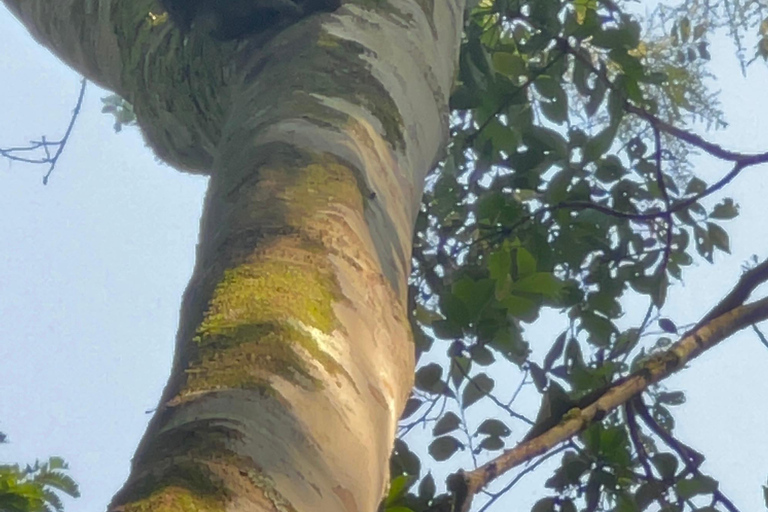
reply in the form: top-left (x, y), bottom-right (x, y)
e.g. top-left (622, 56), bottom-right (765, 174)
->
top-left (450, 277), bottom-right (768, 511)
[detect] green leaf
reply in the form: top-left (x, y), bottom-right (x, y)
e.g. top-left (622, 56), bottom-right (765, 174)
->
top-left (635, 481), bottom-right (666, 510)
top-left (531, 497), bottom-right (557, 512)
top-left (591, 26), bottom-right (640, 49)
top-left (418, 473), bottom-right (435, 500)
top-left (546, 168), bottom-right (574, 203)
top-left (391, 439), bottom-right (421, 477)
top-left (478, 435), bottom-right (505, 451)
top-left (490, 327), bottom-right (530, 363)
top-left (450, 356), bottom-right (471, 388)
top-left (440, 292), bottom-right (470, 327)
top-left (693, 22), bottom-right (707, 40)
top-left (450, 85), bottom-right (482, 110)
top-left (433, 412), bottom-right (461, 436)
top-left (694, 226), bottom-right (713, 261)
top-left (608, 86), bottom-right (626, 124)
top-left (698, 41), bottom-right (711, 60)
top-left (452, 277), bottom-right (496, 320)
top-left (482, 118), bottom-right (520, 153)
top-left (710, 198), bottom-right (739, 219)
top-left (594, 155), bottom-right (626, 182)
top-left (534, 76), bottom-right (561, 99)
top-left (685, 177), bottom-right (707, 195)
top-left (488, 247), bottom-right (511, 281)
top-left (500, 294), bottom-right (538, 319)
top-left (543, 332), bottom-right (566, 371)
top-left (653, 404), bottom-right (675, 431)
top-left (523, 127), bottom-right (569, 159)
top-left (679, 17), bottom-right (691, 43)
top-left (563, 456), bottom-right (590, 485)
top-left (462, 373), bottom-right (494, 408)
top-left (658, 318), bottom-right (677, 333)
top-left (468, 344), bottom-right (495, 365)
top-left (512, 273), bottom-right (563, 298)
top-left (428, 436), bottom-right (463, 461)
top-left (492, 51), bottom-right (527, 78)
top-left (384, 474), bottom-right (417, 506)
top-left (641, 71), bottom-right (668, 84)
top-left (676, 475), bottom-right (718, 499)
top-left (572, 57), bottom-right (591, 96)
top-left (584, 124), bottom-right (619, 162)
top-left (584, 72), bottom-right (606, 117)
top-left (515, 247), bottom-right (537, 277)
top-left (540, 94), bottom-right (568, 124)
top-left (43, 490), bottom-right (64, 512)
top-left (414, 304), bottom-right (442, 326)
top-left (415, 363), bottom-right (443, 393)
top-left (580, 311), bottom-right (616, 346)
top-left (431, 319), bottom-right (463, 340)
top-left (658, 391), bottom-right (686, 406)
top-left (476, 418), bottom-right (511, 437)
top-left (707, 222), bottom-right (730, 253)
top-left (652, 453), bottom-right (678, 480)
top-left (401, 398), bottom-right (422, 419)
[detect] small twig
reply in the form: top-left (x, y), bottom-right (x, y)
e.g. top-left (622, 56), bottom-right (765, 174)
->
top-left (474, 443), bottom-right (570, 512)
top-left (751, 324), bottom-right (768, 350)
top-left (652, 125), bottom-right (674, 278)
top-left (634, 397), bottom-right (740, 512)
top-left (0, 78), bottom-right (87, 184)
top-left (452, 354), bottom-right (534, 426)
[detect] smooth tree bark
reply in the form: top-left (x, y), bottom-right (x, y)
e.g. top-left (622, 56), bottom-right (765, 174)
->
top-left (3, 1), bottom-right (466, 510)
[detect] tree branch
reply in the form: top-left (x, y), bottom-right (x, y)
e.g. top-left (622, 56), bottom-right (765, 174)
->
top-left (450, 265), bottom-right (768, 511)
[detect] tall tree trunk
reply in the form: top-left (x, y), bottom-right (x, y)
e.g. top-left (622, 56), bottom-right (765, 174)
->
top-left (3, 0), bottom-right (466, 510)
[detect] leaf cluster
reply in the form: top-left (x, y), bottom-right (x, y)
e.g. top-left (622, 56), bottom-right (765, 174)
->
top-left (0, 447), bottom-right (80, 512)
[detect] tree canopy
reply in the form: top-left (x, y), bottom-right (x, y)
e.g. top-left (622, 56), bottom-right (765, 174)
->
top-left (389, 0), bottom-right (768, 511)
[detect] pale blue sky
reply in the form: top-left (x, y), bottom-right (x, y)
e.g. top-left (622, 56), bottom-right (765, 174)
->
top-left (1, 4), bottom-right (767, 512)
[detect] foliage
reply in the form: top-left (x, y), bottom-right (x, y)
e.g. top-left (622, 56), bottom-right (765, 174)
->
top-left (391, 0), bottom-right (768, 511)
top-left (645, 0), bottom-right (768, 69)
top-left (101, 94), bottom-right (136, 133)
top-left (0, 435), bottom-right (79, 512)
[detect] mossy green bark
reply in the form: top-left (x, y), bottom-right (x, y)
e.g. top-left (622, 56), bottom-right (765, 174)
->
top-left (117, 465), bottom-right (227, 512)
top-left (174, 155), bottom-right (365, 402)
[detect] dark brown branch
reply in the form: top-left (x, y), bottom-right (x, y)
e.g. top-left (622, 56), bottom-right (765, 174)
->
top-left (633, 397), bottom-right (704, 471)
top-left (690, 258), bottom-right (768, 330)
top-left (626, 102), bottom-right (768, 164)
